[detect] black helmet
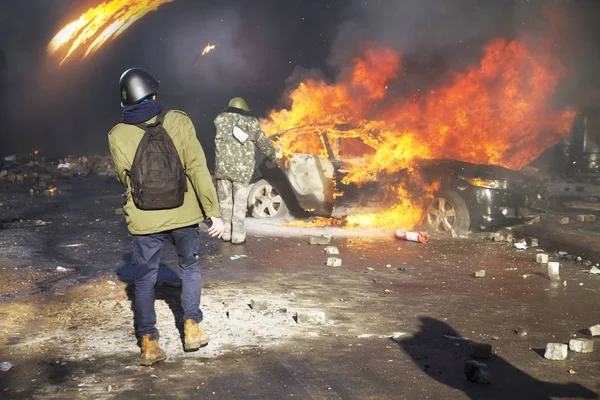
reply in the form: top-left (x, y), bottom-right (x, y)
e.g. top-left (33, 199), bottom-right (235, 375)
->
top-left (119, 68), bottom-right (160, 107)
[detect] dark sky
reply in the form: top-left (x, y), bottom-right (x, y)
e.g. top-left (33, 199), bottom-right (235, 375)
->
top-left (0, 0), bottom-right (599, 164)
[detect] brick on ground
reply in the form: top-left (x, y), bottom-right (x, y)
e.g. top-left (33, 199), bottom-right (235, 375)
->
top-left (296, 310), bottom-right (326, 325)
top-left (569, 338), bottom-right (593, 353)
top-left (309, 235), bottom-right (332, 245)
top-left (464, 360), bottom-right (490, 384)
top-left (469, 343), bottom-right (492, 359)
top-left (327, 257), bottom-right (342, 267)
top-left (544, 343), bottom-right (568, 360)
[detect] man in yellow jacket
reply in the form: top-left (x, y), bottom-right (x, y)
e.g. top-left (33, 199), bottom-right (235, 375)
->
top-left (108, 68), bottom-right (223, 366)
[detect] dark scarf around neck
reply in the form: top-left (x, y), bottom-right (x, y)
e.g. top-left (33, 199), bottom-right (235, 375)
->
top-left (121, 100), bottom-right (164, 124)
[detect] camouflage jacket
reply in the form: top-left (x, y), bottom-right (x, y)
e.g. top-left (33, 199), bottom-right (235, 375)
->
top-left (214, 110), bottom-right (276, 183)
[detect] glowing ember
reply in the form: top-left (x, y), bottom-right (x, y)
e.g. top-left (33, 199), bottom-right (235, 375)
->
top-left (48, 0), bottom-right (173, 65)
top-left (49, 187), bottom-right (58, 195)
top-left (34, 150), bottom-right (40, 155)
top-left (201, 43), bottom-right (215, 56)
top-left (194, 43), bottom-right (216, 65)
top-left (262, 37), bottom-right (575, 230)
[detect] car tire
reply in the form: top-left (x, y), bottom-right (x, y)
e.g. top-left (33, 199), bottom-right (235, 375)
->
top-left (247, 179), bottom-right (289, 219)
top-left (425, 190), bottom-right (470, 234)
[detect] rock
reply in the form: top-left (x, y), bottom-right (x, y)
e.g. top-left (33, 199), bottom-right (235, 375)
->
top-left (107, 385), bottom-right (112, 392)
top-left (514, 239), bottom-right (528, 249)
top-left (492, 232), bottom-right (506, 242)
top-left (536, 254), bottom-right (549, 264)
top-left (469, 343), bottom-right (492, 359)
top-left (544, 343), bottom-right (568, 360)
top-left (227, 308), bottom-right (246, 320)
top-left (547, 262), bottom-right (560, 281)
top-left (296, 310), bottom-right (326, 325)
top-left (474, 270), bottom-right (485, 278)
top-left (576, 214), bottom-right (596, 222)
top-left (587, 324), bottom-right (600, 337)
top-left (309, 234), bottom-right (332, 245)
top-left (569, 338), bottom-right (593, 353)
top-left (464, 360), bottom-right (490, 384)
top-left (115, 208), bottom-right (125, 216)
top-left (559, 217), bottom-right (570, 225)
top-left (327, 257), bottom-right (342, 267)
top-left (249, 299), bottom-right (268, 312)
top-left (531, 216), bottom-right (541, 223)
top-left (527, 238), bottom-right (539, 247)
top-left (325, 246), bottom-right (340, 255)
top-left (15, 174), bottom-right (24, 183)
top-left (0, 170), bottom-right (7, 178)
top-left (516, 327), bottom-right (528, 337)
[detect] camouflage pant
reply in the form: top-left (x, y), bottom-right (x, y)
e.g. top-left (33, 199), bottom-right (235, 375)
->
top-left (216, 180), bottom-right (249, 243)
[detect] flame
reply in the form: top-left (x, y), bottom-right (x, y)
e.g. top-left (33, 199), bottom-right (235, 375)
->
top-left (262, 37), bottom-right (574, 230)
top-left (201, 43), bottom-right (215, 56)
top-left (48, 0), bottom-right (173, 64)
top-left (34, 150), bottom-right (40, 155)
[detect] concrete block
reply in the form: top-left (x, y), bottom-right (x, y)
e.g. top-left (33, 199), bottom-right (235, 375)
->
top-left (469, 343), bottom-right (492, 359)
top-left (327, 257), bottom-right (342, 267)
top-left (296, 310), bottom-right (326, 325)
top-left (492, 233), bottom-right (506, 242)
top-left (577, 214), bottom-right (596, 222)
top-left (325, 246), bottom-right (340, 255)
top-left (227, 308), bottom-right (246, 320)
top-left (474, 270), bottom-right (485, 278)
top-left (309, 234), bottom-right (332, 245)
top-left (0, 170), bottom-right (7, 179)
top-left (114, 208), bottom-right (124, 216)
top-left (527, 238), bottom-right (539, 247)
top-left (559, 217), bottom-right (570, 225)
top-left (548, 262), bottom-right (560, 281)
top-left (464, 360), bottom-right (490, 384)
top-left (249, 299), bottom-right (268, 312)
top-left (536, 254), bottom-right (549, 264)
top-left (544, 343), bottom-right (568, 360)
top-left (569, 338), bottom-right (593, 353)
top-left (587, 324), bottom-right (600, 337)
top-left (531, 216), bottom-right (541, 223)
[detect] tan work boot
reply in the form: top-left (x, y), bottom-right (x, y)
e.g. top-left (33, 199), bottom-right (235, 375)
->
top-left (184, 319), bottom-right (210, 351)
top-left (140, 334), bottom-right (167, 366)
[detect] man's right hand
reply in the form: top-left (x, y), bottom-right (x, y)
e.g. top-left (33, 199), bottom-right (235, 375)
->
top-left (207, 217), bottom-right (224, 238)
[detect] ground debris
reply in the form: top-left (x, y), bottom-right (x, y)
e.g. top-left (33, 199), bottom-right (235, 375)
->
top-left (569, 338), bottom-right (593, 353)
top-left (544, 343), bottom-right (568, 360)
top-left (309, 235), bottom-right (332, 245)
top-left (464, 360), bottom-right (490, 384)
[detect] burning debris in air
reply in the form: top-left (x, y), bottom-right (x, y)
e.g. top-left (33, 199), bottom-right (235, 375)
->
top-left (194, 43), bottom-right (216, 66)
top-left (47, 0), bottom-right (174, 65)
top-left (262, 36), bottom-right (575, 229)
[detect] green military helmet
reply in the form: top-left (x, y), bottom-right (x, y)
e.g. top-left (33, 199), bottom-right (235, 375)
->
top-left (228, 97), bottom-right (250, 112)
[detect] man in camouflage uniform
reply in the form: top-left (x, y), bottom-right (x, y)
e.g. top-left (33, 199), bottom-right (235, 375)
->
top-left (214, 97), bottom-right (276, 244)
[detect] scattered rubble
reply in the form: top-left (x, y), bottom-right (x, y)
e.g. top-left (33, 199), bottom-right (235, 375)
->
top-left (0, 361), bottom-right (13, 372)
top-left (527, 238), bottom-right (539, 247)
top-left (469, 343), bottom-right (492, 359)
top-left (296, 310), bottom-right (326, 325)
top-left (536, 254), bottom-right (549, 264)
top-left (569, 339), bottom-right (593, 353)
top-left (309, 234), bottom-right (332, 245)
top-left (559, 217), bottom-right (570, 225)
top-left (0, 154), bottom-right (115, 185)
top-left (577, 214), bottom-right (596, 222)
top-left (514, 239), bottom-right (528, 250)
top-left (249, 299), bottom-right (269, 312)
top-left (326, 257), bottom-right (342, 267)
top-left (516, 327), bottom-right (528, 337)
top-left (548, 262), bottom-right (560, 281)
top-left (464, 360), bottom-right (490, 384)
top-left (474, 270), bottom-right (486, 278)
top-left (589, 266), bottom-right (600, 275)
top-left (544, 343), bottom-right (568, 360)
top-left (587, 324), bottom-right (600, 337)
top-left (325, 246), bottom-right (340, 255)
top-left (115, 208), bottom-right (125, 216)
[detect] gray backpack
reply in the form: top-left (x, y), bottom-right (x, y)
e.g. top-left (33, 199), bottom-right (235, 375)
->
top-left (129, 112), bottom-right (187, 210)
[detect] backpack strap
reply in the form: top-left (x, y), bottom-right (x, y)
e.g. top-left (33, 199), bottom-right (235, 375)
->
top-left (134, 111), bottom-right (167, 130)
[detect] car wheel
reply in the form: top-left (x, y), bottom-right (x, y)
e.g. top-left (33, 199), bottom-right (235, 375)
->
top-left (247, 179), bottom-right (289, 219)
top-left (425, 190), bottom-right (470, 234)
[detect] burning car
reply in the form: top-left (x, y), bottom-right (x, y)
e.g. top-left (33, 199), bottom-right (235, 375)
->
top-left (246, 128), bottom-right (546, 234)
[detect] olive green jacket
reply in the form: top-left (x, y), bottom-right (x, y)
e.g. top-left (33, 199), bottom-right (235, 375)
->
top-left (108, 110), bottom-right (220, 235)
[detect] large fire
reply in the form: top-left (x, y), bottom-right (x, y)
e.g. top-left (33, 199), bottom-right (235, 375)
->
top-left (262, 37), bottom-right (575, 229)
top-left (48, 0), bottom-right (173, 65)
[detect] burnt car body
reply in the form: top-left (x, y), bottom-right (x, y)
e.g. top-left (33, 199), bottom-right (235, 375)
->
top-left (247, 130), bottom-right (546, 233)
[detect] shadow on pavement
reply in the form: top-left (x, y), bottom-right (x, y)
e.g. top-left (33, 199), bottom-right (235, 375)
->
top-left (394, 316), bottom-right (598, 400)
top-left (115, 253), bottom-right (186, 348)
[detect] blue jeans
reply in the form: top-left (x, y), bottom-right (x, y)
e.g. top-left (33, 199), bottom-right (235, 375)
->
top-left (132, 225), bottom-right (202, 338)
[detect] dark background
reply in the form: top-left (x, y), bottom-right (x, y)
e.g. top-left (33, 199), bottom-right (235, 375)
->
top-left (0, 0), bottom-right (599, 168)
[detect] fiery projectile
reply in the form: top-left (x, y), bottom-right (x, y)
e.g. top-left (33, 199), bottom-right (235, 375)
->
top-left (194, 43), bottom-right (216, 65)
top-left (48, 0), bottom-right (174, 65)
